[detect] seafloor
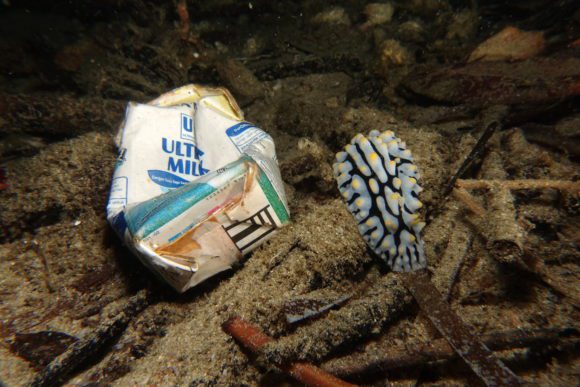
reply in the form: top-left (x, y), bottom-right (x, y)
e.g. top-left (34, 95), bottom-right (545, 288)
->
top-left (0, 0), bottom-right (579, 385)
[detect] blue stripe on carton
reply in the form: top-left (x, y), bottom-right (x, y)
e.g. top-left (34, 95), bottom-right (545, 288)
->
top-left (226, 122), bottom-right (253, 137)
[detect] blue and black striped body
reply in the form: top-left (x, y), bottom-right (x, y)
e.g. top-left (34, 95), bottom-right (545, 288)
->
top-left (333, 130), bottom-right (426, 271)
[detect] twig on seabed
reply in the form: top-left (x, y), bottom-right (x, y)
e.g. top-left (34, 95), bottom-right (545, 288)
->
top-left (452, 187), bottom-right (487, 217)
top-left (30, 290), bottom-right (152, 387)
top-left (522, 249), bottom-right (580, 306)
top-left (456, 179), bottom-right (580, 192)
top-left (222, 316), bottom-right (356, 387)
top-left (31, 240), bottom-right (55, 293)
top-left (453, 172), bottom-right (580, 266)
top-left (443, 121), bottom-right (500, 197)
top-left (454, 186), bottom-right (580, 302)
top-left (401, 270), bottom-right (522, 386)
top-left (323, 327), bottom-right (578, 378)
top-left (176, 0), bottom-right (189, 40)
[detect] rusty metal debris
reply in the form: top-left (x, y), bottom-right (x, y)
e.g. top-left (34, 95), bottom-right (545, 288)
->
top-left (223, 316), bottom-right (355, 387)
top-left (402, 271), bottom-right (522, 386)
top-left (283, 294), bottom-right (351, 324)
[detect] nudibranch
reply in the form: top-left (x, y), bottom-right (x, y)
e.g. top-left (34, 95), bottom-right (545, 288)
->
top-left (333, 130), bottom-right (427, 271)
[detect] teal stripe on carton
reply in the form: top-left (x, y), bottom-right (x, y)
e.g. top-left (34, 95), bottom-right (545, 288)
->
top-left (125, 182), bottom-right (215, 239)
top-left (125, 156), bottom-right (287, 241)
top-left (257, 168), bottom-right (289, 224)
top-left (125, 157), bottom-right (250, 239)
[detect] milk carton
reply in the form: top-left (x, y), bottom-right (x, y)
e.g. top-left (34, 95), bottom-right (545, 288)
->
top-left (107, 85), bottom-right (289, 292)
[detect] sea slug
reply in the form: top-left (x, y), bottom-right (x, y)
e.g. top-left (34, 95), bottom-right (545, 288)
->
top-left (333, 130), bottom-right (426, 271)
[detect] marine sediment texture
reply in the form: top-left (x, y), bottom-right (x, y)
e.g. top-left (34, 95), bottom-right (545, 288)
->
top-left (333, 130), bottom-right (426, 271)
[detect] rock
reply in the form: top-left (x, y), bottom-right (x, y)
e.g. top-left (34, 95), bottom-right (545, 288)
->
top-left (280, 137), bottom-right (335, 193)
top-left (402, 58), bottom-right (580, 106)
top-left (555, 115), bottom-right (580, 138)
top-left (398, 20), bottom-right (425, 43)
top-left (467, 26), bottom-right (545, 63)
top-left (216, 59), bottom-right (264, 105)
top-left (361, 3), bottom-right (394, 30)
top-left (311, 7), bottom-right (351, 26)
top-left (380, 39), bottom-right (414, 68)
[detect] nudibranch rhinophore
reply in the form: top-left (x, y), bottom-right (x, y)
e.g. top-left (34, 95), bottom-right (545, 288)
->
top-left (333, 130), bottom-right (427, 271)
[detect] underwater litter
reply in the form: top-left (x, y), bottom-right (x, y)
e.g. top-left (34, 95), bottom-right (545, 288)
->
top-left (106, 84), bottom-right (290, 293)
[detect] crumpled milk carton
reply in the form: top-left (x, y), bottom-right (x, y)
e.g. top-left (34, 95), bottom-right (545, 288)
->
top-left (106, 85), bottom-right (290, 292)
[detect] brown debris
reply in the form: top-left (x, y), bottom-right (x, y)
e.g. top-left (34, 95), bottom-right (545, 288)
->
top-left (523, 250), bottom-right (580, 306)
top-left (223, 316), bottom-right (355, 387)
top-left (283, 294), bottom-right (351, 324)
top-left (452, 187), bottom-right (486, 217)
top-left (30, 290), bottom-right (152, 387)
top-left (323, 327), bottom-right (578, 378)
top-left (443, 116), bottom-right (504, 197)
top-left (0, 2), bottom-right (578, 385)
top-left (402, 270), bottom-right (522, 387)
top-left (480, 184), bottom-right (525, 264)
top-left (176, 0), bottom-right (190, 40)
top-left (468, 26), bottom-right (545, 63)
top-left (453, 134), bottom-right (577, 267)
top-left (457, 179), bottom-right (580, 192)
top-left (216, 59), bottom-right (265, 106)
top-left (502, 128), bottom-right (577, 181)
top-left (479, 149), bottom-right (525, 265)
top-left (403, 58), bottom-right (580, 106)
top-left (9, 331), bottom-right (79, 370)
top-left (430, 220), bottom-right (473, 301)
top-left (30, 240), bottom-right (55, 293)
top-left (262, 274), bottom-right (411, 365)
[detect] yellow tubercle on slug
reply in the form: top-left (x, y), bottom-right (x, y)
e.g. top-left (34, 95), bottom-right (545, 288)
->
top-left (393, 177), bottom-right (402, 189)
